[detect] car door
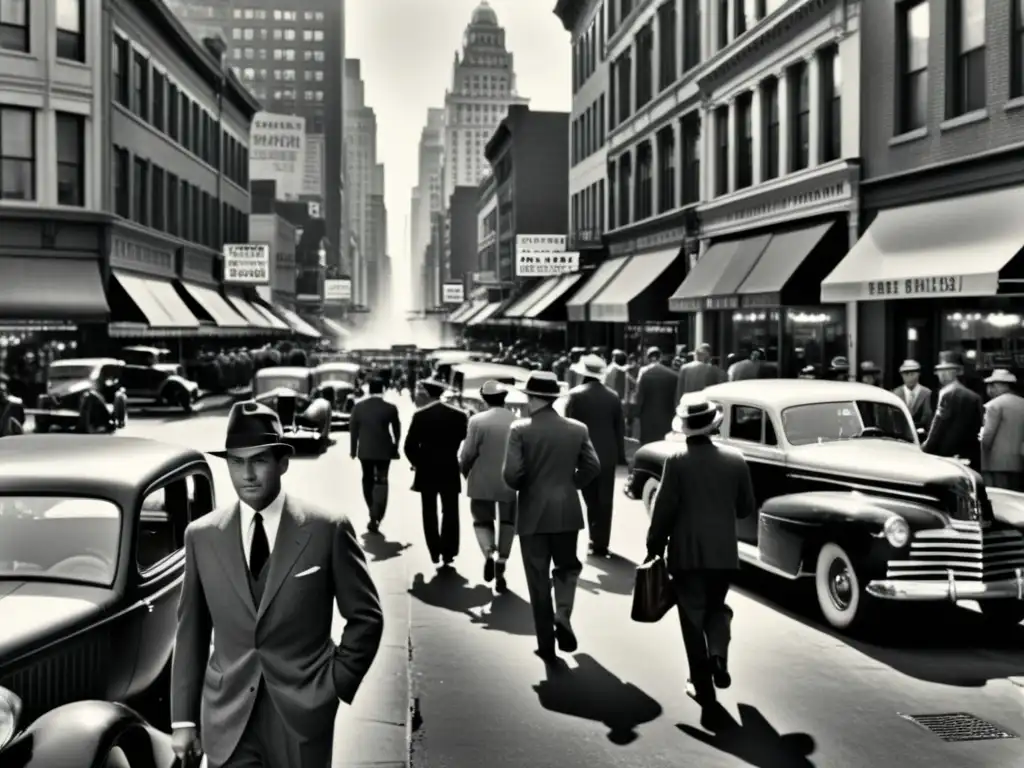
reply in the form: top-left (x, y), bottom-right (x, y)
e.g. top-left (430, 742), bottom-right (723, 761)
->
top-left (723, 404), bottom-right (787, 544)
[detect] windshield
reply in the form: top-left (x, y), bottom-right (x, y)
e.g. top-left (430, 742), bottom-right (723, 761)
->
top-left (254, 374), bottom-right (310, 395)
top-left (0, 496), bottom-right (121, 586)
top-left (782, 401), bottom-right (916, 446)
top-left (312, 369), bottom-right (357, 386)
top-left (49, 365), bottom-right (98, 381)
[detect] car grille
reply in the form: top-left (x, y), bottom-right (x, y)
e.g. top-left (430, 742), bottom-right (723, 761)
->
top-left (885, 523), bottom-right (1024, 583)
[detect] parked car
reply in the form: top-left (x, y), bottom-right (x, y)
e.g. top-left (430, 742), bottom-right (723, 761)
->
top-left (440, 362), bottom-right (568, 418)
top-left (312, 361), bottom-right (362, 430)
top-left (0, 434), bottom-right (216, 767)
top-left (0, 376), bottom-right (25, 436)
top-left (252, 366), bottom-right (331, 453)
top-left (26, 359), bottom-right (129, 434)
top-left (119, 346), bottom-right (200, 413)
top-left (625, 379), bottom-right (1024, 633)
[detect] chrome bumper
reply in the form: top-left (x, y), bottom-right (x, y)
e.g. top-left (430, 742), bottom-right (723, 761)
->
top-left (330, 411), bottom-right (351, 423)
top-left (867, 568), bottom-right (1024, 602)
top-left (24, 408), bottom-right (79, 419)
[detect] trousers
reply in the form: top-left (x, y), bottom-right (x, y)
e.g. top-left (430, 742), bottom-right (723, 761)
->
top-left (581, 468), bottom-right (616, 552)
top-left (421, 490), bottom-right (459, 561)
top-left (671, 570), bottom-right (734, 698)
top-left (469, 498), bottom-right (517, 560)
top-left (519, 532), bottom-right (581, 651)
top-left (359, 459), bottom-right (391, 523)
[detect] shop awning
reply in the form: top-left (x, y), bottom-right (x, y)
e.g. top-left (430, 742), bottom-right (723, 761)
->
top-left (112, 271), bottom-right (199, 330)
top-left (523, 273), bottom-right (584, 319)
top-left (452, 300), bottom-right (488, 324)
top-left (502, 278), bottom-right (561, 319)
top-left (319, 316), bottom-right (352, 342)
top-left (669, 240), bottom-right (744, 312)
top-left (467, 302), bottom-right (503, 326)
top-left (822, 186), bottom-right (1024, 303)
top-left (737, 223), bottom-right (834, 307)
top-left (224, 294), bottom-right (274, 329)
top-left (251, 300), bottom-right (292, 332)
top-left (589, 249), bottom-right (681, 323)
top-left (446, 301), bottom-right (475, 323)
top-left (565, 256), bottom-right (629, 322)
top-left (179, 281), bottom-right (249, 327)
top-left (275, 306), bottom-right (321, 338)
top-left (702, 235), bottom-right (771, 310)
top-left (0, 257), bottom-right (108, 321)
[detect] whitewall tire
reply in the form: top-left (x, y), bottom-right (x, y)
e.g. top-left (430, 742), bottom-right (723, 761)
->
top-left (642, 479), bottom-right (659, 517)
top-left (815, 542), bottom-right (865, 631)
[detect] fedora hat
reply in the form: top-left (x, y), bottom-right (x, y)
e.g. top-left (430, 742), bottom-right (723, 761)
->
top-left (210, 400), bottom-right (294, 458)
top-left (985, 369), bottom-right (1017, 385)
top-left (829, 356), bottom-right (850, 371)
top-left (934, 352), bottom-right (964, 371)
top-left (898, 359), bottom-right (921, 373)
top-left (480, 379), bottom-right (508, 398)
top-left (419, 377), bottom-right (447, 395)
top-left (517, 371), bottom-right (562, 399)
top-left (675, 396), bottom-right (724, 437)
top-left (859, 360), bottom-right (881, 375)
top-left (571, 353), bottom-right (607, 379)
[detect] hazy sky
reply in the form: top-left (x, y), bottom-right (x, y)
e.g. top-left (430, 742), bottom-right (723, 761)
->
top-left (345, 0), bottom-right (571, 272)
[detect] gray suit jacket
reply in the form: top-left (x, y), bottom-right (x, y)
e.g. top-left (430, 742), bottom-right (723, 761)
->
top-left (460, 406), bottom-right (517, 502)
top-left (675, 360), bottom-right (726, 401)
top-left (502, 406), bottom-right (601, 536)
top-left (893, 384), bottom-right (934, 431)
top-left (981, 391), bottom-right (1024, 472)
top-left (170, 495), bottom-right (384, 766)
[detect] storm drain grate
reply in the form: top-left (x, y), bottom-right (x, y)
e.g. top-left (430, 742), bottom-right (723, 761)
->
top-left (899, 713), bottom-right (1018, 742)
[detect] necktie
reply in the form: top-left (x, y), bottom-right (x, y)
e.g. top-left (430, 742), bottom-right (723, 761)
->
top-left (250, 512), bottom-right (269, 577)
top-left (906, 387), bottom-right (914, 406)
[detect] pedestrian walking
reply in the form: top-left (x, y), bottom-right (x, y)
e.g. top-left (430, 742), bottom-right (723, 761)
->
top-left (980, 369), bottom-right (1024, 491)
top-left (892, 359), bottom-right (933, 432)
top-left (923, 353), bottom-right (984, 469)
top-left (503, 371), bottom-right (600, 661)
top-left (675, 343), bottom-right (726, 401)
top-left (170, 401), bottom-right (383, 768)
top-left (404, 376), bottom-right (468, 567)
top-left (728, 348), bottom-right (764, 381)
top-left (349, 376), bottom-right (401, 533)
top-left (645, 397), bottom-right (754, 714)
top-left (636, 347), bottom-right (679, 445)
top-left (565, 354), bottom-right (626, 558)
top-left (459, 380), bottom-right (518, 592)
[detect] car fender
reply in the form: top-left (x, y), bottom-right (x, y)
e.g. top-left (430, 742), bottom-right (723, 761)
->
top-left (761, 490), bottom-right (947, 531)
top-left (158, 375), bottom-right (198, 399)
top-left (987, 487), bottom-right (1024, 530)
top-left (2, 700), bottom-right (174, 768)
top-left (303, 397), bottom-right (331, 429)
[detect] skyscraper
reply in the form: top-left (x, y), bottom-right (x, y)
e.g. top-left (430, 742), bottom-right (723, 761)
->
top-left (368, 164), bottom-right (388, 312)
top-left (411, 109), bottom-right (444, 309)
top-left (344, 59), bottom-right (378, 309)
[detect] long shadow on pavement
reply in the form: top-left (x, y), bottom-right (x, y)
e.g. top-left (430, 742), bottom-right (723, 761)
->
top-left (532, 653), bottom-right (662, 745)
top-left (408, 570), bottom-right (493, 616)
top-left (468, 589), bottom-right (535, 635)
top-left (360, 532), bottom-right (412, 562)
top-left (578, 552), bottom-right (638, 596)
top-left (677, 703), bottom-right (817, 767)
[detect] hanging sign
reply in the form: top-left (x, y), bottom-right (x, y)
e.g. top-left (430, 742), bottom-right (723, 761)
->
top-left (442, 282), bottom-right (465, 304)
top-left (324, 278), bottom-right (352, 303)
top-left (223, 244), bottom-right (270, 284)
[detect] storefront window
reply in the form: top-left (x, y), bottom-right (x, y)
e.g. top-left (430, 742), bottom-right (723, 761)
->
top-left (783, 306), bottom-right (846, 378)
top-left (626, 321), bottom-right (682, 359)
top-left (726, 310), bottom-right (780, 373)
top-left (941, 308), bottom-right (1024, 380)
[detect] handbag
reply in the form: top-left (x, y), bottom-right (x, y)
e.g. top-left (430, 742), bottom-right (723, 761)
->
top-left (631, 556), bottom-right (675, 623)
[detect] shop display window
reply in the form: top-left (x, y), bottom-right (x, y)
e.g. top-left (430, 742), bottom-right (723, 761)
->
top-left (784, 306), bottom-right (846, 377)
top-left (726, 310), bottom-right (780, 372)
top-left (941, 309), bottom-right (1024, 377)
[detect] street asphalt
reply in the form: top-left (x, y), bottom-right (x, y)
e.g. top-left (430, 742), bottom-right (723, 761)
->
top-left (118, 395), bottom-right (1024, 768)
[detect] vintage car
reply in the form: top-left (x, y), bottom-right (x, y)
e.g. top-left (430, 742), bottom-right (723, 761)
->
top-left (27, 358), bottom-right (129, 434)
top-left (312, 361), bottom-right (362, 430)
top-left (0, 377), bottom-right (25, 436)
top-left (429, 350), bottom-right (489, 385)
top-left (625, 379), bottom-right (1024, 633)
top-left (440, 362), bottom-right (568, 417)
top-left (119, 346), bottom-right (200, 413)
top-left (252, 366), bottom-right (331, 452)
top-left (0, 435), bottom-right (216, 767)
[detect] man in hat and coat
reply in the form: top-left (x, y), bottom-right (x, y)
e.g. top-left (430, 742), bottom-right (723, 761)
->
top-left (636, 347), bottom-right (679, 445)
top-left (171, 401), bottom-right (383, 768)
top-left (923, 353), bottom-right (984, 469)
top-left (349, 376), bottom-right (402, 534)
top-left (565, 354), bottom-right (626, 557)
top-left (503, 371), bottom-right (601, 660)
top-left (675, 343), bottom-right (725, 400)
top-left (459, 380), bottom-right (518, 592)
top-left (980, 369), bottom-right (1024, 490)
top-left (404, 375), bottom-right (469, 566)
top-left (645, 396), bottom-right (755, 713)
top-left (859, 361), bottom-right (882, 386)
top-left (893, 359), bottom-right (933, 432)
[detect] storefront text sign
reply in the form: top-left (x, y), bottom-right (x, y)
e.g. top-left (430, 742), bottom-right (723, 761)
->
top-left (516, 234), bottom-right (567, 252)
top-left (627, 322), bottom-right (679, 334)
top-left (705, 296), bottom-right (739, 310)
top-left (864, 276), bottom-right (965, 299)
top-left (442, 282), bottom-right (465, 304)
top-left (223, 244), bottom-right (270, 285)
top-left (516, 252), bottom-right (580, 276)
top-left (249, 113), bottom-right (306, 201)
top-left (324, 278), bottom-right (352, 304)
top-left (669, 297), bottom-right (703, 313)
top-left (572, 229), bottom-right (603, 248)
top-left (740, 292), bottom-right (782, 308)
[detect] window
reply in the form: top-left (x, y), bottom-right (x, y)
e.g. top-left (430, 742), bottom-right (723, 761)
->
top-left (682, 0), bottom-right (701, 71)
top-left (152, 71), bottom-right (165, 132)
top-left (658, 1), bottom-right (676, 91)
top-left (714, 106), bottom-right (728, 196)
top-left (112, 35), bottom-right (129, 107)
top-left (898, 1), bottom-right (929, 132)
top-left (0, 0), bottom-right (27, 53)
top-left (681, 113), bottom-right (700, 204)
top-left (167, 83), bottom-right (179, 140)
top-left (137, 477), bottom-right (206, 572)
top-left (133, 157), bottom-right (148, 226)
top-left (729, 405), bottom-right (765, 443)
top-left (55, 0), bottom-right (83, 61)
top-left (789, 61), bottom-right (809, 171)
top-left (636, 23), bottom-right (653, 108)
top-left (1014, 0), bottom-right (1024, 97)
top-left (166, 173), bottom-right (178, 236)
top-left (132, 51), bottom-right (149, 121)
top-left (56, 113), bottom-right (83, 206)
top-left (617, 154), bottom-right (631, 224)
top-left (951, 0), bottom-right (985, 115)
top-left (819, 46), bottom-right (841, 162)
top-left (717, 0), bottom-right (729, 49)
top-left (635, 142), bottom-right (652, 219)
top-left (615, 50), bottom-right (632, 123)
top-left (762, 78), bottom-right (779, 179)
top-left (113, 146), bottom-right (129, 217)
top-left (736, 92), bottom-right (753, 189)
top-left (657, 126), bottom-right (675, 213)
top-left (151, 166), bottom-right (164, 231)
top-left (0, 107), bottom-right (33, 200)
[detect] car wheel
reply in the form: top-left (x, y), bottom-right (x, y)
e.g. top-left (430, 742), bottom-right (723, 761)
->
top-left (78, 399), bottom-right (106, 434)
top-left (178, 389), bottom-right (194, 414)
top-left (814, 542), bottom-right (873, 632)
top-left (113, 394), bottom-right (128, 428)
top-left (641, 478), bottom-right (659, 516)
top-left (979, 600), bottom-right (1024, 628)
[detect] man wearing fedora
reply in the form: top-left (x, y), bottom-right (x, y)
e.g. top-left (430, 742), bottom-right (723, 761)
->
top-left (923, 353), bottom-right (983, 469)
top-left (859, 361), bottom-right (882, 386)
top-left (170, 401), bottom-right (384, 768)
top-left (459, 380), bottom-right (518, 591)
top-left (675, 343), bottom-right (725, 401)
top-left (349, 376), bottom-right (402, 534)
top-left (646, 396), bottom-right (755, 711)
top-left (980, 369), bottom-right (1024, 490)
top-left (893, 359), bottom-right (933, 432)
top-left (565, 354), bottom-right (626, 558)
top-left (636, 347), bottom-right (679, 445)
top-left (404, 375), bottom-right (469, 567)
top-left (503, 371), bottom-right (601, 660)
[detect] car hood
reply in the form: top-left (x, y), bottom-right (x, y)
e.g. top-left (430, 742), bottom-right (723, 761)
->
top-left (318, 379), bottom-right (356, 391)
top-left (787, 440), bottom-right (976, 486)
top-left (46, 379), bottom-right (92, 398)
top-left (0, 581), bottom-right (107, 662)
top-left (255, 387), bottom-right (307, 400)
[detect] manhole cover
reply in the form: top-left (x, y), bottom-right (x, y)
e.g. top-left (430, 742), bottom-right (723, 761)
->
top-left (899, 713), bottom-right (1018, 742)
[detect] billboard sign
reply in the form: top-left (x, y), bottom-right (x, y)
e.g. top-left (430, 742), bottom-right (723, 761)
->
top-left (442, 282), bottom-right (465, 304)
top-left (223, 244), bottom-right (270, 284)
top-left (515, 234), bottom-right (577, 276)
top-left (324, 278), bottom-right (352, 304)
top-left (302, 134), bottom-right (324, 198)
top-left (249, 112), bottom-right (305, 200)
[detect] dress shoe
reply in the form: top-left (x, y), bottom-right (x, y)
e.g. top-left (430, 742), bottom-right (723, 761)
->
top-left (711, 656), bottom-right (731, 689)
top-left (686, 679), bottom-right (716, 707)
top-left (535, 647), bottom-right (558, 663)
top-left (367, 520), bottom-right (379, 534)
top-left (429, 552), bottom-right (440, 565)
top-left (483, 557), bottom-right (496, 583)
top-left (554, 620), bottom-right (578, 653)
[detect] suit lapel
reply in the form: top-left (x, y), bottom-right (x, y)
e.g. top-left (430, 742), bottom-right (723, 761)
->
top-left (911, 387), bottom-right (926, 414)
top-left (257, 497), bottom-right (312, 621)
top-left (217, 503), bottom-right (257, 618)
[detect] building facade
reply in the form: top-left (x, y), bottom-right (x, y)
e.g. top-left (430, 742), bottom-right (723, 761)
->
top-left (368, 163), bottom-right (388, 313)
top-left (249, 211), bottom-right (297, 306)
top-left (344, 59), bottom-right (378, 309)
top-left (412, 109), bottom-right (444, 309)
top-left (445, 186), bottom-right (479, 287)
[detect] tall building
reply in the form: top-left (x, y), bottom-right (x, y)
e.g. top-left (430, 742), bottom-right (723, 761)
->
top-left (411, 109), bottom-right (444, 309)
top-left (368, 164), bottom-right (388, 312)
top-left (344, 59), bottom-right (378, 309)
top-left (442, 2), bottom-right (528, 204)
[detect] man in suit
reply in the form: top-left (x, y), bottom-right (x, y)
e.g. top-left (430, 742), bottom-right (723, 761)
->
top-left (566, 354), bottom-right (626, 558)
top-left (646, 397), bottom-right (755, 713)
top-left (892, 359), bottom-right (933, 432)
top-left (349, 376), bottom-right (401, 533)
top-left (171, 401), bottom-right (383, 768)
top-left (404, 377), bottom-right (469, 567)
top-left (636, 347), bottom-right (679, 445)
top-left (503, 371), bottom-right (601, 661)
top-left (923, 354), bottom-right (984, 469)
top-left (728, 347), bottom-right (764, 381)
top-left (459, 380), bottom-right (517, 592)
top-left (675, 343), bottom-right (726, 401)
top-left (980, 369), bottom-right (1024, 491)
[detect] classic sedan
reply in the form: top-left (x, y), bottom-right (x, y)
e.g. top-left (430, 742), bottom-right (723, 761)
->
top-left (119, 346), bottom-right (200, 414)
top-left (0, 434), bottom-right (216, 767)
top-left (312, 361), bottom-right (362, 430)
top-left (625, 379), bottom-right (1024, 633)
top-left (252, 366), bottom-right (331, 453)
top-left (26, 358), bottom-right (129, 434)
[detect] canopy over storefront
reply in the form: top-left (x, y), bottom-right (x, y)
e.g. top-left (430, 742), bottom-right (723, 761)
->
top-left (109, 271), bottom-right (200, 337)
top-left (0, 256), bottom-right (108, 322)
top-left (588, 249), bottom-right (680, 323)
top-left (565, 257), bottom-right (629, 322)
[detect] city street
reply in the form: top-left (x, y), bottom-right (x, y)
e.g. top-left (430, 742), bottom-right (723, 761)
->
top-left (119, 396), bottom-right (1024, 768)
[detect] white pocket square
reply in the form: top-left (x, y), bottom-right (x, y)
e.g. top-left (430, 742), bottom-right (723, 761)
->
top-left (294, 565), bottom-right (321, 578)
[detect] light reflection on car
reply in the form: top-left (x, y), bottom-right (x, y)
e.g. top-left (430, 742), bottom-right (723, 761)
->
top-left (781, 400), bottom-right (916, 446)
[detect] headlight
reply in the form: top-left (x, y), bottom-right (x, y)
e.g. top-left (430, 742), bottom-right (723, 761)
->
top-left (0, 686), bottom-right (22, 750)
top-left (883, 516), bottom-right (910, 548)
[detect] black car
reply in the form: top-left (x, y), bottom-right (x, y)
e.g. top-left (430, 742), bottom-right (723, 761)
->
top-left (252, 366), bottom-right (332, 452)
top-left (119, 346), bottom-right (199, 413)
top-left (26, 358), bottom-right (129, 434)
top-left (0, 435), bottom-right (216, 767)
top-left (625, 379), bottom-right (1024, 633)
top-left (312, 361), bottom-right (362, 430)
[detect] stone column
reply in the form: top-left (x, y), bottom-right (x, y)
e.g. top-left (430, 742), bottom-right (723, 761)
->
top-left (628, 144), bottom-right (637, 225)
top-left (630, 39), bottom-right (638, 114)
top-left (777, 70), bottom-right (790, 174)
top-left (751, 84), bottom-right (763, 185)
top-left (675, 0), bottom-right (684, 80)
top-left (652, 5), bottom-right (662, 95)
top-left (706, 0), bottom-right (718, 57)
top-left (807, 52), bottom-right (821, 167)
top-left (702, 99), bottom-right (715, 201)
top-left (652, 137), bottom-right (662, 216)
top-left (726, 98), bottom-right (737, 193)
top-left (673, 119), bottom-right (683, 208)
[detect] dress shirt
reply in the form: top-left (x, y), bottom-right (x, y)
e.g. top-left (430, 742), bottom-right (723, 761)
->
top-left (904, 386), bottom-right (917, 407)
